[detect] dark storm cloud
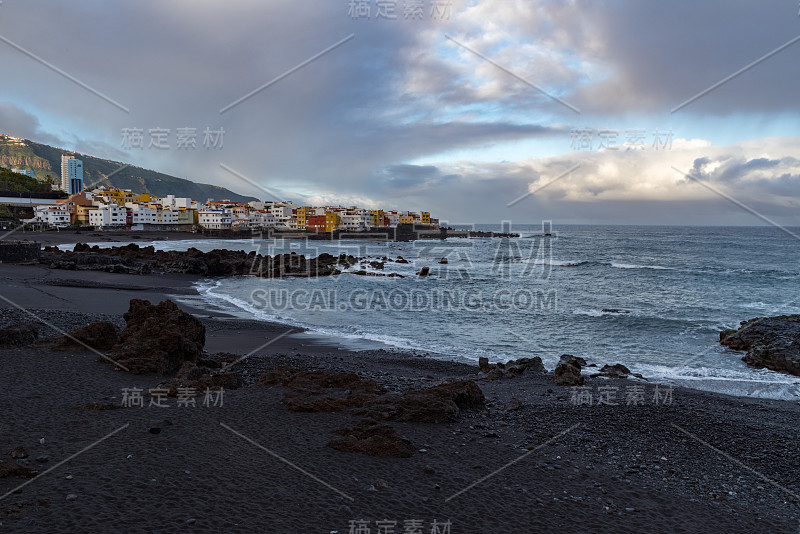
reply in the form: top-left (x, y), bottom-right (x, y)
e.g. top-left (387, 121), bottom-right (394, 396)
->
top-left (0, 0), bottom-right (797, 224)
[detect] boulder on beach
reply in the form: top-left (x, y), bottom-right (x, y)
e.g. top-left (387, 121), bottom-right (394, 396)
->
top-left (591, 363), bottom-right (632, 379)
top-left (360, 380), bottom-right (485, 423)
top-left (261, 366), bottom-right (386, 412)
top-left (109, 299), bottom-right (206, 375)
top-left (554, 354), bottom-right (586, 386)
top-left (720, 315), bottom-right (800, 376)
top-left (479, 356), bottom-right (546, 379)
top-left (0, 461), bottom-right (35, 479)
top-left (261, 366), bottom-right (485, 423)
top-left (328, 423), bottom-right (415, 458)
top-left (0, 323), bottom-right (39, 347)
top-left (60, 321), bottom-right (120, 351)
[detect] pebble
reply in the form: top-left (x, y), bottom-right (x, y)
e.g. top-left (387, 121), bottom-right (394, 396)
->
top-left (149, 427), bottom-right (161, 435)
top-left (35, 455), bottom-right (49, 463)
top-left (186, 518), bottom-right (197, 525)
top-left (66, 494), bottom-right (78, 501)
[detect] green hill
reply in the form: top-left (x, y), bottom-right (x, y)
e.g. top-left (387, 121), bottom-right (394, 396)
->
top-left (0, 166), bottom-right (61, 195)
top-left (0, 134), bottom-right (257, 203)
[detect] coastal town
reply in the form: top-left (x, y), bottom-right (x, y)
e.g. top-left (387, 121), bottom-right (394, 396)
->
top-left (6, 156), bottom-right (439, 232)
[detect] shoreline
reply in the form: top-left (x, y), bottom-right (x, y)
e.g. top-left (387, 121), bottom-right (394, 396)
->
top-left (8, 232), bottom-right (800, 401)
top-left (1, 263), bottom-right (799, 531)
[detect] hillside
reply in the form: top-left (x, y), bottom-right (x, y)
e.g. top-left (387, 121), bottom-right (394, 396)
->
top-left (0, 134), bottom-right (257, 203)
top-left (0, 167), bottom-right (62, 195)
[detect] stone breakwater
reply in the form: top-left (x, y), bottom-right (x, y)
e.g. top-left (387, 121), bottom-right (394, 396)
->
top-left (40, 243), bottom-right (361, 277)
top-left (0, 241), bottom-right (41, 263)
top-left (39, 243), bottom-right (464, 279)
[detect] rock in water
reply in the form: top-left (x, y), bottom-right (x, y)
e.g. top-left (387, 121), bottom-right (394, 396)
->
top-left (720, 315), bottom-right (800, 376)
top-left (554, 354), bottom-right (586, 386)
top-left (592, 363), bottom-right (631, 378)
top-left (110, 299), bottom-right (206, 375)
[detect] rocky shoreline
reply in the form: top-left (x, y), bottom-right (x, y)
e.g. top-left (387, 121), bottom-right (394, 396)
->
top-left (720, 315), bottom-right (800, 377)
top-left (1, 297), bottom-right (800, 532)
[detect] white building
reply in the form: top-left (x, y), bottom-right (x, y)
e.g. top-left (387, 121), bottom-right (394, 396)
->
top-left (157, 209), bottom-right (180, 225)
top-left (161, 195), bottom-right (193, 210)
top-left (33, 205), bottom-right (70, 227)
top-left (198, 209), bottom-right (232, 230)
top-left (339, 208), bottom-right (371, 231)
top-left (385, 212), bottom-right (399, 228)
top-left (249, 211), bottom-right (276, 228)
top-left (125, 203), bottom-right (157, 225)
top-left (12, 169), bottom-right (34, 178)
top-left (89, 204), bottom-right (126, 227)
top-left (269, 202), bottom-right (296, 228)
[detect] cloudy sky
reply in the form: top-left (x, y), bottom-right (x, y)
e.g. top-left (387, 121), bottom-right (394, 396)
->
top-left (0, 0), bottom-right (799, 225)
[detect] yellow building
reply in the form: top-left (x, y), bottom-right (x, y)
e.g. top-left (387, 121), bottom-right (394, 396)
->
top-left (370, 210), bottom-right (385, 228)
top-left (420, 212), bottom-right (431, 225)
top-left (75, 204), bottom-right (94, 225)
top-left (296, 206), bottom-right (313, 230)
top-left (398, 214), bottom-right (414, 225)
top-left (100, 188), bottom-right (137, 206)
top-left (325, 211), bottom-right (341, 232)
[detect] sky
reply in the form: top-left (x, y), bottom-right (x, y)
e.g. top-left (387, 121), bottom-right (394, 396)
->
top-left (0, 0), bottom-right (799, 226)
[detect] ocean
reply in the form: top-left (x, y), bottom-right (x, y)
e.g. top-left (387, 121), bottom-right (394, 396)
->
top-left (69, 225), bottom-right (800, 400)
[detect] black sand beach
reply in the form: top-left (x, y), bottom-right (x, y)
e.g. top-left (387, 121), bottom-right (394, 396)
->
top-left (1, 244), bottom-right (799, 533)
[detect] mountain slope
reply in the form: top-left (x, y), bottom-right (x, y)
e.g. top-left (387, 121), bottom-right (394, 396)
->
top-left (0, 134), bottom-right (258, 203)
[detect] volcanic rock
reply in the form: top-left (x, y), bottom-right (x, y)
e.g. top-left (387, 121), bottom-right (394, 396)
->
top-left (0, 323), bottom-right (38, 347)
top-left (720, 315), bottom-right (800, 376)
top-left (360, 380), bottom-right (485, 423)
top-left (592, 363), bottom-right (632, 379)
top-left (328, 424), bottom-right (415, 458)
top-left (110, 299), bottom-right (205, 375)
top-left (554, 354), bottom-right (586, 386)
top-left (60, 321), bottom-right (120, 351)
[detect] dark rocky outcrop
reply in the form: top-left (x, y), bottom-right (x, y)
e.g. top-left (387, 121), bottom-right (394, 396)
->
top-left (328, 423), bottom-right (415, 458)
top-left (160, 360), bottom-right (244, 394)
top-left (359, 380), bottom-right (485, 423)
top-left (260, 367), bottom-right (385, 412)
top-left (109, 299), bottom-right (206, 375)
top-left (554, 354), bottom-right (586, 386)
top-left (60, 321), bottom-right (120, 351)
top-left (591, 363), bottom-right (632, 379)
top-left (0, 323), bottom-right (38, 347)
top-left (720, 315), bottom-right (800, 376)
top-left (478, 356), bottom-right (546, 380)
top-left (40, 244), bottom-right (351, 278)
top-left (261, 367), bottom-right (485, 423)
top-left (0, 461), bottom-right (35, 479)
top-left (416, 266), bottom-right (430, 277)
